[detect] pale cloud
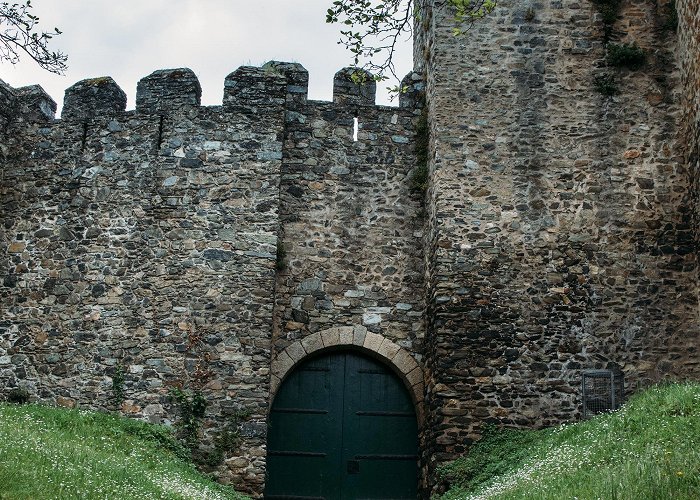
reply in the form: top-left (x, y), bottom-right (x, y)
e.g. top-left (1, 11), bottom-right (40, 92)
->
top-left (1, 0), bottom-right (413, 114)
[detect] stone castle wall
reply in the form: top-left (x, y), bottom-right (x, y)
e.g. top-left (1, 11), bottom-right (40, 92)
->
top-left (1, 67), bottom-right (288, 493)
top-left (0, 80), bottom-right (14, 130)
top-left (1, 0), bottom-right (699, 496)
top-left (0, 65), bottom-right (422, 494)
top-left (421, 0), bottom-right (700, 482)
top-left (678, 0), bottom-right (700, 277)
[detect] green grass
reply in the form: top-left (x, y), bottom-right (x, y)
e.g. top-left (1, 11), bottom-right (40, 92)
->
top-left (439, 382), bottom-right (700, 499)
top-left (0, 403), bottom-right (249, 500)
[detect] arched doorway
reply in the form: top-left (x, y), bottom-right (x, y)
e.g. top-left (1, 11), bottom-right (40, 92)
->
top-left (265, 350), bottom-right (419, 499)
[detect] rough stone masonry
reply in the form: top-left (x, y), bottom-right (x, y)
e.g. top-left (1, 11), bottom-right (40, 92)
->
top-left (419, 0), bottom-right (700, 484)
top-left (1, 0), bottom-right (699, 496)
top-left (0, 63), bottom-right (423, 495)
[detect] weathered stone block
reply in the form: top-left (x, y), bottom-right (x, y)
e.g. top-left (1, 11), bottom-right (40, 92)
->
top-left (301, 333), bottom-right (324, 354)
top-left (285, 341), bottom-right (306, 363)
top-left (405, 366), bottom-right (423, 387)
top-left (352, 327), bottom-right (367, 347)
top-left (392, 349), bottom-right (418, 376)
top-left (377, 338), bottom-right (400, 361)
top-left (321, 328), bottom-right (341, 348)
top-left (272, 351), bottom-right (294, 381)
top-left (363, 332), bottom-right (383, 353)
top-left (338, 326), bottom-right (353, 345)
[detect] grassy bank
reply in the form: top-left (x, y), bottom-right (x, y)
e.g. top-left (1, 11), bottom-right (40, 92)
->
top-left (0, 403), bottom-right (248, 499)
top-left (439, 382), bottom-right (700, 500)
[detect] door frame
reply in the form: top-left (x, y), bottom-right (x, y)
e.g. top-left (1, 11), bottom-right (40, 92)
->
top-left (269, 326), bottom-right (425, 427)
top-left (267, 328), bottom-right (427, 498)
top-left (266, 350), bottom-right (420, 499)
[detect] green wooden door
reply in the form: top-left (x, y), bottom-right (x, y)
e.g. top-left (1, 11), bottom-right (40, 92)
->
top-left (265, 351), bottom-right (418, 500)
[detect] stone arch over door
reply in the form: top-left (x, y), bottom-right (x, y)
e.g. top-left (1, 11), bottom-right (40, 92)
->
top-left (270, 325), bottom-right (425, 425)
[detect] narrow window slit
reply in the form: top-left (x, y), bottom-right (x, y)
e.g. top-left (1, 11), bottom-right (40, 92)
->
top-left (156, 115), bottom-right (165, 151)
top-left (353, 116), bottom-right (359, 142)
top-left (80, 121), bottom-right (88, 152)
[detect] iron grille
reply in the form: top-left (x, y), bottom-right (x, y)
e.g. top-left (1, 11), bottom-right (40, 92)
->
top-left (582, 369), bottom-right (624, 418)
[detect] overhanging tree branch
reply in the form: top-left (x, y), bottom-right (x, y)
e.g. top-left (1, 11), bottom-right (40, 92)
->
top-left (326, 0), bottom-right (496, 89)
top-left (0, 0), bottom-right (67, 74)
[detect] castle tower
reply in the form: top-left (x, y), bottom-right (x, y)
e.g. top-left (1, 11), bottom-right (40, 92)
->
top-left (419, 0), bottom-right (700, 482)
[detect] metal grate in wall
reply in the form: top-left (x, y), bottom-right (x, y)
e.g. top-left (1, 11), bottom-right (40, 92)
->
top-left (582, 369), bottom-right (624, 418)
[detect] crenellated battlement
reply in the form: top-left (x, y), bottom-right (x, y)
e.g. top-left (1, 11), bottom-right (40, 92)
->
top-left (263, 61), bottom-right (309, 106)
top-left (0, 78), bottom-right (56, 127)
top-left (223, 66), bottom-right (286, 113)
top-left (63, 77), bottom-right (126, 121)
top-left (4, 62), bottom-right (422, 129)
top-left (135, 68), bottom-right (201, 114)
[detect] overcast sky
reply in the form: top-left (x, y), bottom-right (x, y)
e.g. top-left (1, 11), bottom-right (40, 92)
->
top-left (1, 0), bottom-right (414, 115)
